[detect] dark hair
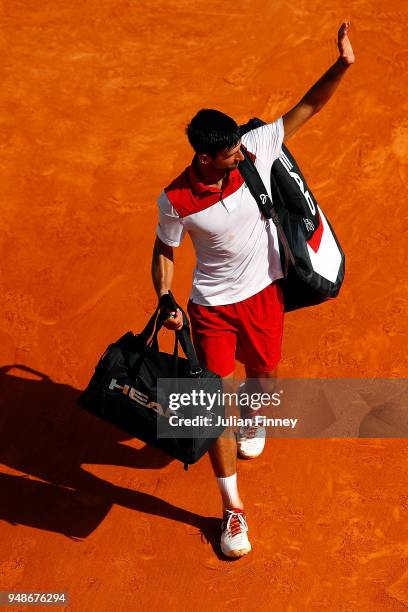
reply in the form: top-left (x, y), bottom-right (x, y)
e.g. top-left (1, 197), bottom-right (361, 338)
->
top-left (186, 109), bottom-right (241, 157)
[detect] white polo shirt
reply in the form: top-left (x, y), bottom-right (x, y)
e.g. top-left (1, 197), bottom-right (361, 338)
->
top-left (156, 118), bottom-right (284, 306)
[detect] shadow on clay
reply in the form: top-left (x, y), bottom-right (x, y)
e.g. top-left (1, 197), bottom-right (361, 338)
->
top-left (0, 364), bottom-right (225, 558)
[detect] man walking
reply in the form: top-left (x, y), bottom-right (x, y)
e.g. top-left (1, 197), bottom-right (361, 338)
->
top-left (152, 23), bottom-right (355, 557)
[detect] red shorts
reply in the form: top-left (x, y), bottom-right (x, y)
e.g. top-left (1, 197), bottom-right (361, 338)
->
top-left (187, 281), bottom-right (284, 377)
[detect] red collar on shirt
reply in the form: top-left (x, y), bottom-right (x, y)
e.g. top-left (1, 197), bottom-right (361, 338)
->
top-left (164, 154), bottom-right (248, 218)
top-left (186, 156), bottom-right (241, 196)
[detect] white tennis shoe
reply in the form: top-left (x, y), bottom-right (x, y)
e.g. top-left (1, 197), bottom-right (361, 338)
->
top-left (236, 419), bottom-right (266, 459)
top-left (220, 508), bottom-right (251, 558)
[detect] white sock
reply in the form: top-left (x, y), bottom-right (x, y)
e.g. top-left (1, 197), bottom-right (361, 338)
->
top-left (216, 473), bottom-right (242, 510)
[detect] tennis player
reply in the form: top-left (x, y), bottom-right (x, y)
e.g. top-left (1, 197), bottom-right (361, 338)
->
top-left (152, 22), bottom-right (355, 557)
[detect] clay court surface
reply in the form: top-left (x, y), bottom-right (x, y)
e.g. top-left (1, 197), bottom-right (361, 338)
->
top-left (0, 0), bottom-right (407, 610)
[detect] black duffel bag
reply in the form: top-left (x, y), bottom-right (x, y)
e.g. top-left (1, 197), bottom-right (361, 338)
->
top-left (78, 292), bottom-right (224, 469)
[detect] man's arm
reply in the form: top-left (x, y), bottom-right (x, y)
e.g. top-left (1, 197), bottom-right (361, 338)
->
top-left (151, 236), bottom-right (183, 330)
top-left (152, 236), bottom-right (174, 298)
top-left (282, 21), bottom-right (355, 141)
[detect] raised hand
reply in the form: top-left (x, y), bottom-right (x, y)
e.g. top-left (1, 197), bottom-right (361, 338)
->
top-left (338, 21), bottom-right (355, 66)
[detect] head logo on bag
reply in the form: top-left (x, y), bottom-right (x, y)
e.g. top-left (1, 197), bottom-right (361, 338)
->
top-left (109, 377), bottom-right (169, 417)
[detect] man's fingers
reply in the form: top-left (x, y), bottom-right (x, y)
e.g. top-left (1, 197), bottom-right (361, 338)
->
top-left (172, 309), bottom-right (184, 331)
top-left (338, 21), bottom-right (350, 36)
top-left (163, 308), bottom-right (183, 330)
top-left (164, 307), bottom-right (181, 320)
top-left (163, 318), bottom-right (182, 330)
top-left (171, 308), bottom-right (183, 321)
top-left (175, 309), bottom-right (184, 328)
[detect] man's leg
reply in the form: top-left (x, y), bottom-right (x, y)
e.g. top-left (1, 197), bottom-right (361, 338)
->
top-left (187, 300), bottom-right (251, 556)
top-left (208, 373), bottom-right (244, 510)
top-left (235, 281), bottom-right (284, 458)
top-left (209, 374), bottom-right (251, 557)
top-left (236, 367), bottom-right (279, 459)
top-left (244, 367), bottom-right (279, 416)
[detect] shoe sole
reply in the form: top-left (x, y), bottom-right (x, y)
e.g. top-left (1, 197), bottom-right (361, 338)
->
top-left (237, 447), bottom-right (265, 459)
top-left (222, 545), bottom-right (252, 558)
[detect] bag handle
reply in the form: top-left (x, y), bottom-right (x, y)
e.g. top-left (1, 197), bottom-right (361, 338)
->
top-left (132, 291), bottom-right (202, 377)
top-left (176, 310), bottom-right (202, 375)
top-left (136, 290), bottom-right (180, 349)
top-left (149, 298), bottom-right (202, 375)
top-left (157, 291), bottom-right (202, 374)
top-left (238, 143), bottom-right (295, 277)
top-left (137, 302), bottom-right (162, 347)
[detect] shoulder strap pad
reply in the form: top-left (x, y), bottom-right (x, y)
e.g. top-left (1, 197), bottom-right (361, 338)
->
top-left (239, 117), bottom-right (266, 136)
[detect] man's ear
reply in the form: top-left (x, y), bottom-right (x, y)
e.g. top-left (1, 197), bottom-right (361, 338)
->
top-left (198, 153), bottom-right (210, 165)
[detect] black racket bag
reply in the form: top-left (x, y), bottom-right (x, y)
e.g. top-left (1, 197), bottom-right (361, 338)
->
top-left (239, 118), bottom-right (345, 312)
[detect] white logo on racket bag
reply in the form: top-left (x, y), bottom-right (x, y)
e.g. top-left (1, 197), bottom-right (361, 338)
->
top-left (303, 218), bottom-right (315, 232)
top-left (279, 154), bottom-right (316, 215)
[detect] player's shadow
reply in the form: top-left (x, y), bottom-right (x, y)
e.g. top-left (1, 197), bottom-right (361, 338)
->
top-left (0, 365), bottom-right (222, 557)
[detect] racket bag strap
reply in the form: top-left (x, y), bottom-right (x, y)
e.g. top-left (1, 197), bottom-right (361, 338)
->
top-left (238, 146), bottom-right (295, 277)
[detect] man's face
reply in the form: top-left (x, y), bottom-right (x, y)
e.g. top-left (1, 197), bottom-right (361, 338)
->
top-left (200, 141), bottom-right (245, 171)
